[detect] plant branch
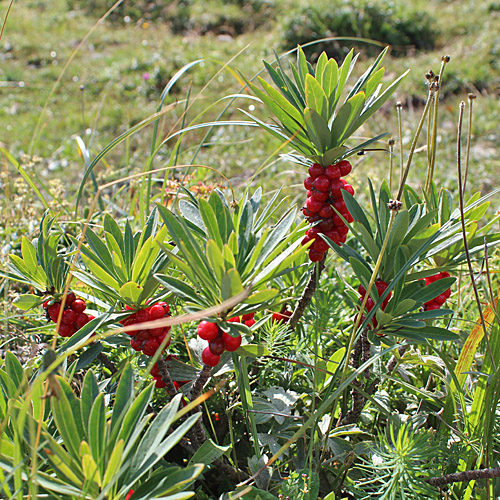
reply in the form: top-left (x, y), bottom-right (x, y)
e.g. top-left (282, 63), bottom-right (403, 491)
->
top-left (157, 356), bottom-right (178, 396)
top-left (385, 344), bottom-right (410, 372)
top-left (289, 256), bottom-right (326, 329)
top-left (427, 467), bottom-right (500, 487)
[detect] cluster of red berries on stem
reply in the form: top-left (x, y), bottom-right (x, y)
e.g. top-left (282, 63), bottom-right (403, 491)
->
top-left (197, 313), bottom-right (255, 367)
top-left (43, 292), bottom-right (94, 338)
top-left (357, 280), bottom-right (392, 330)
top-left (423, 272), bottom-right (451, 310)
top-left (119, 302), bottom-right (171, 357)
top-left (301, 160), bottom-right (355, 262)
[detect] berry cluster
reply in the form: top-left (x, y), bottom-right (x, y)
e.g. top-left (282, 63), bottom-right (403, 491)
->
top-left (197, 313), bottom-right (255, 367)
top-left (301, 160), bottom-right (355, 262)
top-left (119, 302), bottom-right (171, 356)
top-left (423, 272), bottom-right (451, 310)
top-left (357, 280), bottom-right (392, 329)
top-left (43, 292), bottom-right (94, 338)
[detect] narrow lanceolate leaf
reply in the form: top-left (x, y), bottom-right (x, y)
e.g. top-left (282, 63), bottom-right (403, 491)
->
top-left (330, 49), bottom-right (354, 115)
top-left (321, 58), bottom-right (339, 101)
top-left (315, 51), bottom-right (328, 87)
top-left (304, 108), bottom-right (330, 153)
top-left (330, 92), bottom-right (366, 147)
top-left (221, 269), bottom-right (244, 302)
top-left (305, 74), bottom-right (328, 121)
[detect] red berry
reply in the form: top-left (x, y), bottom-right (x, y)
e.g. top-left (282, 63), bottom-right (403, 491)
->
top-left (310, 190), bottom-right (329, 202)
top-left (149, 304), bottom-right (165, 320)
top-left (434, 294), bottom-right (447, 306)
top-left (157, 301), bottom-right (170, 314)
top-left (62, 309), bottom-right (77, 325)
top-left (338, 160), bottom-right (352, 176)
top-left (337, 223), bottom-right (349, 236)
top-left (227, 316), bottom-right (241, 323)
top-left (75, 312), bottom-right (90, 329)
top-left (142, 338), bottom-right (160, 356)
top-left (302, 235), bottom-right (313, 246)
top-left (245, 319), bottom-right (256, 327)
top-left (443, 288), bottom-right (451, 299)
top-left (307, 214), bottom-right (322, 223)
top-left (136, 309), bottom-right (149, 323)
top-left (66, 292), bottom-right (76, 305)
top-left (313, 238), bottom-right (330, 253)
top-left (425, 304), bottom-right (440, 311)
top-left (329, 179), bottom-right (344, 198)
top-left (308, 163), bottom-right (324, 178)
top-left (150, 327), bottom-right (164, 337)
top-left (209, 336), bottom-right (225, 356)
top-left (47, 303), bottom-right (61, 322)
top-left (358, 285), bottom-right (366, 296)
top-left (306, 227), bottom-right (320, 239)
top-left (319, 204), bottom-right (335, 219)
top-left (197, 321), bottom-right (220, 341)
top-left (319, 218), bottom-right (335, 231)
top-left (272, 311), bottom-right (290, 323)
top-left (333, 199), bottom-right (348, 216)
top-left (242, 313), bottom-right (255, 322)
top-left (69, 299), bottom-right (86, 313)
top-left (324, 229), bottom-right (340, 243)
top-left (309, 248), bottom-right (325, 262)
top-left (222, 332), bottom-right (242, 351)
top-left (155, 379), bottom-right (167, 388)
top-left (130, 338), bottom-right (143, 351)
top-left (305, 197), bottom-right (323, 213)
top-left (151, 363), bottom-right (160, 376)
top-left (59, 323), bottom-right (76, 337)
top-left (302, 207), bottom-right (312, 217)
top-left (312, 175), bottom-right (330, 192)
top-left (365, 297), bottom-right (375, 311)
top-left (137, 330), bottom-right (150, 341)
top-left (325, 164), bottom-right (341, 180)
top-left (344, 184), bottom-right (355, 196)
top-left (304, 177), bottom-right (315, 190)
top-left (202, 347), bottom-right (220, 367)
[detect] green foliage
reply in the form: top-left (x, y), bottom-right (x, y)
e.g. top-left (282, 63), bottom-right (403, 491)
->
top-left (72, 209), bottom-right (170, 307)
top-left (282, 0), bottom-right (439, 61)
top-left (0, 360), bottom-right (202, 499)
top-left (156, 188), bottom-right (306, 317)
top-left (1, 212), bottom-right (71, 307)
top-left (244, 47), bottom-right (408, 164)
top-left (356, 421), bottom-right (439, 499)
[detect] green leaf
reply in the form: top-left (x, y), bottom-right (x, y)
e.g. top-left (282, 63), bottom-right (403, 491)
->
top-left (13, 294), bottom-right (43, 311)
top-left (206, 240), bottom-right (225, 283)
top-left (5, 352), bottom-right (24, 389)
top-left (110, 363), bottom-right (134, 442)
top-left (330, 49), bottom-right (354, 115)
top-left (235, 344), bottom-right (270, 358)
top-left (245, 289), bottom-right (279, 304)
top-left (88, 394), bottom-right (106, 471)
top-left (321, 58), bottom-right (339, 101)
top-left (304, 107), bottom-right (330, 153)
top-left (221, 269), bottom-right (244, 302)
top-left (81, 370), bottom-right (99, 438)
top-left (305, 74), bottom-right (328, 120)
top-left (155, 274), bottom-right (204, 306)
top-left (102, 439), bottom-right (125, 486)
top-left (119, 281), bottom-right (144, 305)
top-left (198, 199), bottom-right (222, 248)
top-left (51, 377), bottom-right (84, 462)
top-left (330, 92), bottom-right (366, 147)
top-left (188, 439), bottom-right (230, 466)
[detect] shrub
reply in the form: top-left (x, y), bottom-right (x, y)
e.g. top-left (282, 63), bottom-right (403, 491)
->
top-left (282, 0), bottom-right (439, 61)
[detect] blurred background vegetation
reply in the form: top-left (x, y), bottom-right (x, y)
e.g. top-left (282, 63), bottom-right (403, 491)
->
top-left (0, 0), bottom-right (498, 197)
